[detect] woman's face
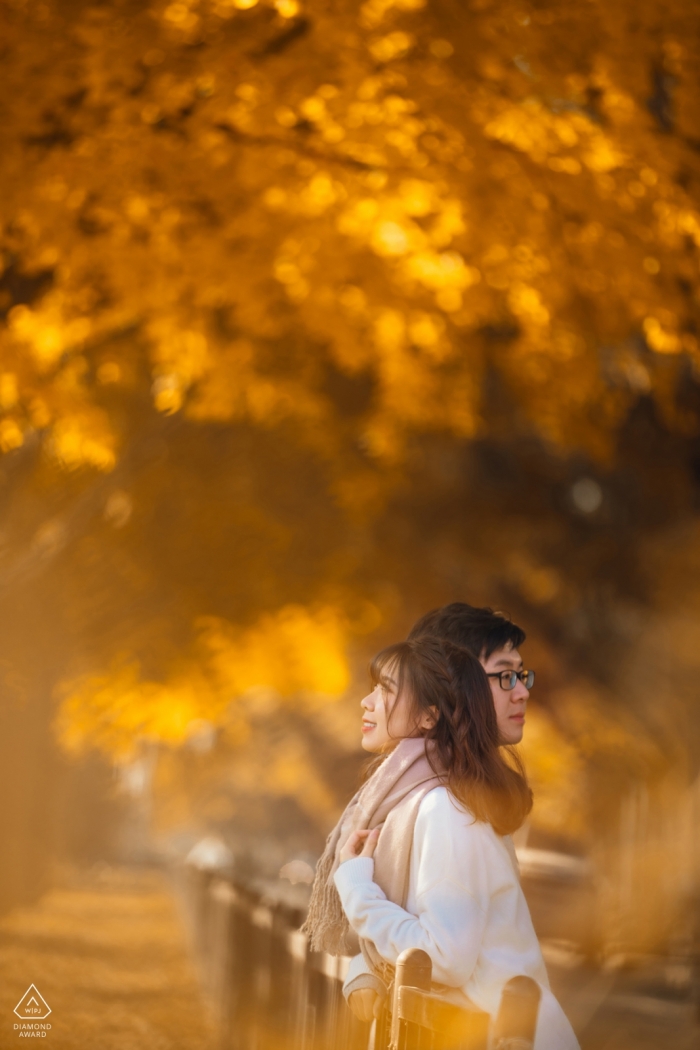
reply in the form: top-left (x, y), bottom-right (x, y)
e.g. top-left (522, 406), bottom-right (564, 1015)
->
top-left (360, 662), bottom-right (435, 753)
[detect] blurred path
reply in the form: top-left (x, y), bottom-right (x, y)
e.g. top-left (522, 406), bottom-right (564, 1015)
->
top-left (0, 865), bottom-right (217, 1050)
top-left (3, 868), bottom-right (698, 1050)
top-left (547, 950), bottom-right (700, 1050)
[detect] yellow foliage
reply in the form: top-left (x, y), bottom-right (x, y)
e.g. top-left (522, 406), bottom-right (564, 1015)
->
top-left (50, 409), bottom-right (117, 471)
top-left (56, 605), bottom-right (351, 760)
top-left (0, 418), bottom-right (24, 452)
top-left (56, 662), bottom-right (208, 760)
top-left (0, 373), bottom-right (19, 411)
top-left (199, 604), bottom-right (350, 699)
top-left (9, 304), bottom-right (92, 371)
top-left (369, 31), bottom-right (414, 64)
top-left (482, 99), bottom-right (626, 172)
top-left (3, 0), bottom-right (700, 826)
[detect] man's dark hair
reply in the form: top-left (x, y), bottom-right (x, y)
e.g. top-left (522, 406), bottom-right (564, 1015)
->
top-left (407, 602), bottom-right (525, 660)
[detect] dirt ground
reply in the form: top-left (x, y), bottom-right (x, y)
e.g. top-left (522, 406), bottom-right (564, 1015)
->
top-left (547, 949), bottom-right (700, 1050)
top-left (1, 864), bottom-right (699, 1050)
top-left (0, 865), bottom-right (217, 1050)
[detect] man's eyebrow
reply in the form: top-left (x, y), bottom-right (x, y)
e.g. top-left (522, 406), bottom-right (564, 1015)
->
top-left (493, 656), bottom-right (523, 668)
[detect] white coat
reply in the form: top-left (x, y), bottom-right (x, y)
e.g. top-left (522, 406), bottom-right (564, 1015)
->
top-left (333, 785), bottom-right (580, 1050)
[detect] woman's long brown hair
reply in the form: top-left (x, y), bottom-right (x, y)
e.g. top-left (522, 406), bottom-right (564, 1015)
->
top-left (369, 636), bottom-right (532, 836)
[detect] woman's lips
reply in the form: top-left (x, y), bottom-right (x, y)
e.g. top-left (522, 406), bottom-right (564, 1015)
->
top-left (362, 722), bottom-right (376, 733)
top-left (509, 714), bottom-right (525, 723)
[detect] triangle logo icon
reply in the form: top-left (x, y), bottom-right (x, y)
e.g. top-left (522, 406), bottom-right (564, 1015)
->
top-left (14, 985), bottom-right (51, 1020)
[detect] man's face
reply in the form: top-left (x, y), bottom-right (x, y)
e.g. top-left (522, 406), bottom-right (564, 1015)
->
top-left (480, 645), bottom-right (530, 745)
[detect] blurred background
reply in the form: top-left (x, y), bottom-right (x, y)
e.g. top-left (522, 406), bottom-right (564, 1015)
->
top-left (1, 0), bottom-right (700, 1045)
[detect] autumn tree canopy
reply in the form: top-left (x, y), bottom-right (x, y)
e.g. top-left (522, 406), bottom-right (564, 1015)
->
top-left (1, 0), bottom-right (700, 885)
top-left (2, 0), bottom-right (700, 465)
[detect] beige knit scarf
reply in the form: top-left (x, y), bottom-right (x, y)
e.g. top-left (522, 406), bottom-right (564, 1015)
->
top-left (300, 736), bottom-right (446, 983)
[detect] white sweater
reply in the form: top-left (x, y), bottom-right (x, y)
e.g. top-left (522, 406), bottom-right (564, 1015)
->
top-left (333, 786), bottom-right (580, 1050)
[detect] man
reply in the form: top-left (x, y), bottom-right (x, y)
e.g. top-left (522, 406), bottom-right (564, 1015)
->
top-left (407, 602), bottom-right (533, 747)
top-left (347, 602), bottom-right (533, 1022)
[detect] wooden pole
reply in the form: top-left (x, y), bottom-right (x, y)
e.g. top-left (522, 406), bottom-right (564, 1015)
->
top-left (492, 976), bottom-right (541, 1050)
top-left (390, 948), bottom-right (432, 1050)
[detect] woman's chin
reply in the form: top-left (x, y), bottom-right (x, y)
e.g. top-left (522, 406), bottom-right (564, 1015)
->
top-left (361, 733), bottom-right (386, 753)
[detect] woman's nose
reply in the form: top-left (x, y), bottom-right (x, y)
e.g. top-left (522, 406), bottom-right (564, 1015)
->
top-left (361, 692), bottom-right (374, 710)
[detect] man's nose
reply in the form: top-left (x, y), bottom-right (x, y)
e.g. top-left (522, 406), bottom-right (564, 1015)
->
top-left (512, 681), bottom-right (529, 702)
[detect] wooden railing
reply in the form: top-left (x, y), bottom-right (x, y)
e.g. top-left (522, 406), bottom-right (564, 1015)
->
top-left (390, 948), bottom-right (540, 1050)
top-left (179, 861), bottom-right (540, 1050)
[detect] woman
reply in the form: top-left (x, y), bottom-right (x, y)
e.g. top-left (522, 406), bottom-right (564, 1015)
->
top-left (301, 636), bottom-right (580, 1050)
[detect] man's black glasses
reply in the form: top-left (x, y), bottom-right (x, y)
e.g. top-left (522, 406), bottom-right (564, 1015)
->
top-left (486, 670), bottom-right (535, 690)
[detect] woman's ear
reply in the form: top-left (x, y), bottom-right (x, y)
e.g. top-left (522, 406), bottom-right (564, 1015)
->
top-left (420, 705), bottom-right (439, 731)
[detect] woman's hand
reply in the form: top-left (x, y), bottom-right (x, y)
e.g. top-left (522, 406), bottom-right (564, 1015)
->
top-left (348, 988), bottom-right (383, 1022)
top-left (339, 827), bottom-right (380, 864)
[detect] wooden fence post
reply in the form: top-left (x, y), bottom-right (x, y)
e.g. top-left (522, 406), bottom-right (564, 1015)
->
top-left (180, 864), bottom-right (541, 1050)
top-left (492, 976), bottom-right (541, 1050)
top-left (391, 948), bottom-right (432, 1050)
